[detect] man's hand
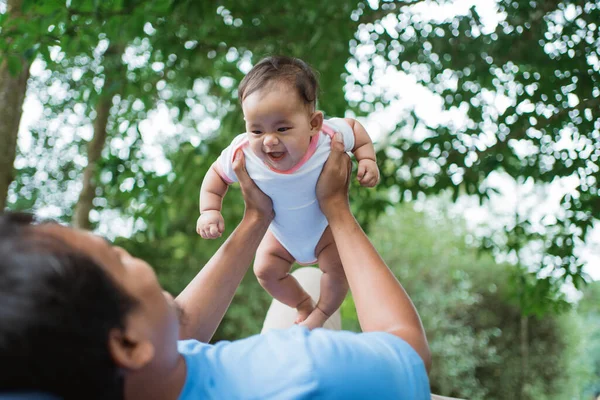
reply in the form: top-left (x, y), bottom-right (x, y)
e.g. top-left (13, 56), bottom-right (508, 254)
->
top-left (316, 132), bottom-right (352, 217)
top-left (233, 150), bottom-right (275, 221)
top-left (357, 159), bottom-right (379, 187)
top-left (197, 211), bottom-right (225, 239)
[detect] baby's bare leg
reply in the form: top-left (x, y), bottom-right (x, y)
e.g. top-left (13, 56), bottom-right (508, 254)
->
top-left (254, 231), bottom-right (314, 321)
top-left (301, 227), bottom-right (348, 329)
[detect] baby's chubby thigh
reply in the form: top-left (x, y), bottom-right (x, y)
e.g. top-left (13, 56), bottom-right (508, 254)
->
top-left (254, 230), bottom-right (296, 280)
top-left (315, 226), bottom-right (344, 276)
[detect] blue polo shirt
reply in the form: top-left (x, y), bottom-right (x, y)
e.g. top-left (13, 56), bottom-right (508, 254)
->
top-left (178, 326), bottom-right (429, 399)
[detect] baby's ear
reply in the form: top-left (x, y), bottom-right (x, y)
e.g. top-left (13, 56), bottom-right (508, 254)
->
top-left (310, 111), bottom-right (324, 132)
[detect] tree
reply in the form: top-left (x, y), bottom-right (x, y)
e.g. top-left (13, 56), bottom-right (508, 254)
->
top-left (356, 0), bottom-right (599, 289)
top-left (6, 0), bottom-right (407, 227)
top-left (0, 0), bottom-right (30, 210)
top-left (0, 0), bottom-right (167, 224)
top-left (7, 1), bottom-right (596, 283)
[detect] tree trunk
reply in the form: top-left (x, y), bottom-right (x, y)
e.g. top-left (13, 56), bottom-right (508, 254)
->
top-left (72, 43), bottom-right (124, 230)
top-left (0, 0), bottom-right (30, 211)
top-left (72, 89), bottom-right (112, 230)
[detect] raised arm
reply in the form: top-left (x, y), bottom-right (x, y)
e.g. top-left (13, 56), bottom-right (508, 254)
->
top-left (178, 151), bottom-right (274, 342)
top-left (197, 164), bottom-right (230, 239)
top-left (344, 118), bottom-right (379, 187)
top-left (200, 164), bottom-right (229, 214)
top-left (316, 133), bottom-right (431, 372)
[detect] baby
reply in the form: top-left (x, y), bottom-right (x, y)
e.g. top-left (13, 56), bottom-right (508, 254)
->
top-left (196, 56), bottom-right (379, 329)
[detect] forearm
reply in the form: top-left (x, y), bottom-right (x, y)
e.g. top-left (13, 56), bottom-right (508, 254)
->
top-left (353, 142), bottom-right (376, 163)
top-left (200, 165), bottom-right (228, 213)
top-left (325, 205), bottom-right (431, 371)
top-left (176, 212), bottom-right (271, 342)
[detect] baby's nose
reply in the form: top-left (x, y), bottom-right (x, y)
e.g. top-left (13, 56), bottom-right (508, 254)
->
top-left (263, 133), bottom-right (279, 147)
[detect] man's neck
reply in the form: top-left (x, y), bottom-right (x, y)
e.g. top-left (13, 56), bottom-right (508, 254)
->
top-left (124, 354), bottom-right (187, 400)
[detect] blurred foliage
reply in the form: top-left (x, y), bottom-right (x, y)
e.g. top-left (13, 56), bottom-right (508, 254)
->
top-left (356, 0), bottom-right (600, 309)
top-left (343, 205), bottom-right (595, 399)
top-left (578, 281), bottom-right (600, 398)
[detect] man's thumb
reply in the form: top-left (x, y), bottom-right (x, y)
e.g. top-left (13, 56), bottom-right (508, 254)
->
top-left (331, 132), bottom-right (345, 153)
top-left (233, 150), bottom-right (247, 180)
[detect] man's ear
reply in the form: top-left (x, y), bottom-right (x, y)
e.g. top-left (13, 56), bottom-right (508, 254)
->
top-left (108, 327), bottom-right (155, 370)
top-left (310, 111), bottom-right (324, 133)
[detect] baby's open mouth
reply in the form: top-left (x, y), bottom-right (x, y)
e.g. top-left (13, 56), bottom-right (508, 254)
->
top-left (267, 152), bottom-right (285, 161)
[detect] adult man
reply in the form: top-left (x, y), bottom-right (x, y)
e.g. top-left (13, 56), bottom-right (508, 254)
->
top-left (0, 134), bottom-right (431, 399)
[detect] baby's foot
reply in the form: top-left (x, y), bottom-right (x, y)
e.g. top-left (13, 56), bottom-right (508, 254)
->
top-left (294, 297), bottom-right (315, 324)
top-left (299, 307), bottom-right (329, 330)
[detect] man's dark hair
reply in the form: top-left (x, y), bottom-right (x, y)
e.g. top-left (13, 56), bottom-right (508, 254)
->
top-left (238, 56), bottom-right (319, 110)
top-left (0, 213), bottom-right (138, 400)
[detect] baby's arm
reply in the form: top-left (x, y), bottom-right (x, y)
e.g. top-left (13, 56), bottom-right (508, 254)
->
top-left (197, 164), bottom-right (229, 239)
top-left (344, 118), bottom-right (380, 187)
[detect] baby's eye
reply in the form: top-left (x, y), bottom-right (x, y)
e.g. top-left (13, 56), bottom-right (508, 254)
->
top-left (251, 130), bottom-right (262, 135)
top-left (277, 127), bottom-right (290, 132)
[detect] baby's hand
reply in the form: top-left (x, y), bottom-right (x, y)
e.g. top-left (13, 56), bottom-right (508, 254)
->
top-left (196, 210), bottom-right (225, 239)
top-left (357, 159), bottom-right (379, 187)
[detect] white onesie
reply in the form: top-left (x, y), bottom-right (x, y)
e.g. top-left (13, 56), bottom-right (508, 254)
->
top-left (214, 118), bottom-right (355, 264)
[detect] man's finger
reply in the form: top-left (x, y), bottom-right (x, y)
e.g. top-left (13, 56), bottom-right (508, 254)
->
top-left (328, 132), bottom-right (352, 179)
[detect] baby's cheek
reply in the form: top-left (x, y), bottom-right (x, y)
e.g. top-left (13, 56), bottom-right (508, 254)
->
top-left (249, 141), bottom-right (264, 159)
top-left (294, 138), bottom-right (309, 153)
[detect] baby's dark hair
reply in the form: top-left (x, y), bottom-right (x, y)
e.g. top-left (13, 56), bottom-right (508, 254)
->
top-left (238, 56), bottom-right (319, 110)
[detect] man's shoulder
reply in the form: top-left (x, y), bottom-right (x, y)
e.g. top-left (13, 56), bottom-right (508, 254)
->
top-left (178, 329), bottom-right (430, 400)
top-left (304, 329), bottom-right (431, 399)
